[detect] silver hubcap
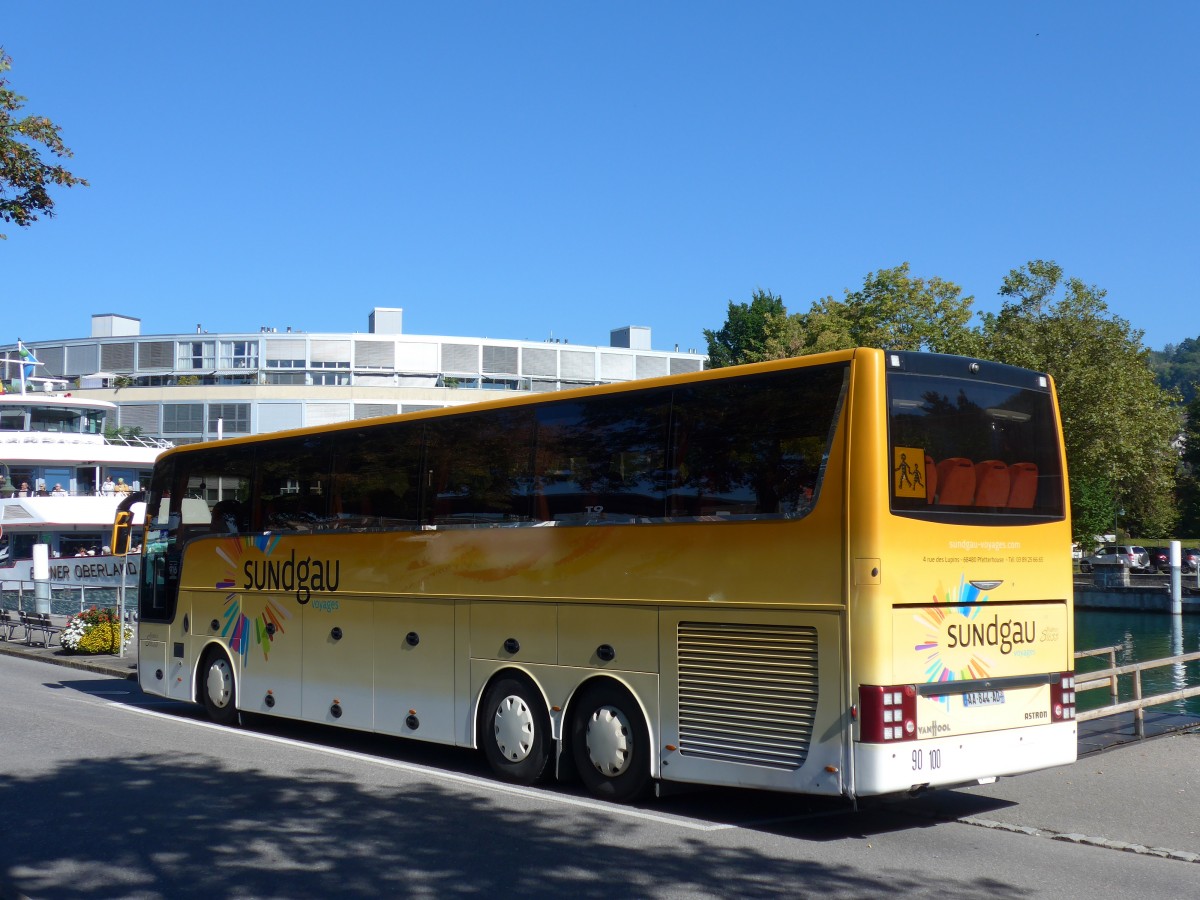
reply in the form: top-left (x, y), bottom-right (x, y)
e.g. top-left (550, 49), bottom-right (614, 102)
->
top-left (493, 694), bottom-right (536, 762)
top-left (206, 658), bottom-right (233, 709)
top-left (585, 705), bottom-right (632, 777)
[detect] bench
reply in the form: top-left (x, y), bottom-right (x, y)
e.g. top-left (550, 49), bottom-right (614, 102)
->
top-left (0, 609), bottom-right (22, 641)
top-left (20, 611), bottom-right (62, 647)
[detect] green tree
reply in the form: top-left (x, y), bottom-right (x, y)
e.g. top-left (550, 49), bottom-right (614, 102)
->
top-left (978, 260), bottom-right (1181, 540)
top-left (1149, 337), bottom-right (1200, 404)
top-left (1175, 391), bottom-right (1200, 537)
top-left (809, 263), bottom-right (979, 355)
top-left (0, 48), bottom-right (88, 238)
top-left (703, 289), bottom-right (789, 368)
top-left (706, 265), bottom-right (979, 367)
top-left (770, 263), bottom-right (979, 358)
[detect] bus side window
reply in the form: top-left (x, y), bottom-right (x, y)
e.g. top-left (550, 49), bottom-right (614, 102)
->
top-left (426, 410), bottom-right (535, 527)
top-left (667, 366), bottom-right (846, 520)
top-left (331, 423), bottom-right (424, 530)
top-left (256, 434), bottom-right (333, 531)
top-left (533, 392), bottom-right (669, 523)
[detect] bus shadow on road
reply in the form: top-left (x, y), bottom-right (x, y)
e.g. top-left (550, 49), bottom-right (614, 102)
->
top-left (52, 673), bottom-right (1020, 845)
top-left (0, 745), bottom-right (1029, 900)
top-left (651, 781), bottom-right (1018, 841)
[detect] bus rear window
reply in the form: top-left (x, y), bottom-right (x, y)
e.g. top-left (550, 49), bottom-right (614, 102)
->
top-left (887, 372), bottom-right (1064, 520)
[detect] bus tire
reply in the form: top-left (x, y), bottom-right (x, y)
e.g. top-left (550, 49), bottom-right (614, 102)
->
top-left (480, 675), bottom-right (552, 785)
top-left (570, 682), bottom-right (651, 803)
top-left (199, 647), bottom-right (239, 727)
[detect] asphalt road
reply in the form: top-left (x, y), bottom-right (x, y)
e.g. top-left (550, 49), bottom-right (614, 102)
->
top-left (1, 653), bottom-right (1198, 899)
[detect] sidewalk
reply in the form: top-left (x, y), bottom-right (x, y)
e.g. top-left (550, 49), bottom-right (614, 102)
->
top-left (910, 725), bottom-right (1200, 862)
top-left (0, 632), bottom-right (137, 679)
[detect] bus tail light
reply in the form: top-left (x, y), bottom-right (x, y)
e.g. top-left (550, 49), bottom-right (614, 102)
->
top-left (1050, 672), bottom-right (1075, 721)
top-left (859, 684), bottom-right (917, 743)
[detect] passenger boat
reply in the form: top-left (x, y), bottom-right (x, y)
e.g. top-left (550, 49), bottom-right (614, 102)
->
top-left (0, 363), bottom-right (170, 587)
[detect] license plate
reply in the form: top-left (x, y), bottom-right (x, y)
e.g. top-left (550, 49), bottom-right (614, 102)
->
top-left (963, 690), bottom-right (1005, 708)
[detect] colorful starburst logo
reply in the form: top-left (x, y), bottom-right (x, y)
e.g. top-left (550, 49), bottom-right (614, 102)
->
top-left (910, 575), bottom-right (992, 703)
top-left (213, 537), bottom-right (292, 665)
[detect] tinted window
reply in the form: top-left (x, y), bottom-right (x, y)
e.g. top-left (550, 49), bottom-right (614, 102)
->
top-left (533, 390), bottom-right (672, 523)
top-left (426, 408), bottom-right (535, 527)
top-left (666, 366), bottom-right (847, 519)
top-left (257, 435), bottom-right (333, 531)
top-left (330, 423), bottom-right (424, 529)
top-left (888, 372), bottom-right (1064, 519)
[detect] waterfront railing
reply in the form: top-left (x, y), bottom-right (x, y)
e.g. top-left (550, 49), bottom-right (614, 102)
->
top-left (1075, 646), bottom-right (1200, 738)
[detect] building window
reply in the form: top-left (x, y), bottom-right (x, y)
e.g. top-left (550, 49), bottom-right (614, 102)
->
top-left (178, 341), bottom-right (215, 370)
top-left (163, 404), bottom-right (205, 434)
top-left (220, 341), bottom-right (259, 369)
top-left (310, 360), bottom-right (350, 369)
top-left (266, 359), bottom-right (305, 368)
top-left (265, 372), bottom-right (307, 385)
top-left (311, 372), bottom-right (351, 386)
top-left (208, 403), bottom-right (250, 434)
top-left (214, 373), bottom-right (259, 386)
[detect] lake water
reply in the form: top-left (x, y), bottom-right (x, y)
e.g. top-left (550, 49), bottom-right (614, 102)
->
top-left (1075, 609), bottom-right (1200, 716)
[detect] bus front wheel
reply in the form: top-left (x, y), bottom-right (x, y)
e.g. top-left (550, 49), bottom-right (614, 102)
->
top-left (480, 676), bottom-right (552, 785)
top-left (570, 682), bottom-right (651, 802)
top-left (200, 648), bottom-right (239, 727)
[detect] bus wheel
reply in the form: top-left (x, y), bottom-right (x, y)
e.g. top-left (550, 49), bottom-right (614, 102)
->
top-left (570, 683), bottom-right (651, 802)
top-left (480, 676), bottom-right (551, 785)
top-left (200, 648), bottom-right (239, 727)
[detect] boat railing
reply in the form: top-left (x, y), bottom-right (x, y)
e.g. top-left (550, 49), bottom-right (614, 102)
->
top-left (105, 432), bottom-right (175, 450)
top-left (0, 578), bottom-right (138, 621)
top-left (0, 431), bottom-right (172, 450)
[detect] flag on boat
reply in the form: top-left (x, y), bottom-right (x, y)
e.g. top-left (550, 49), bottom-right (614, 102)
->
top-left (18, 341), bottom-right (41, 381)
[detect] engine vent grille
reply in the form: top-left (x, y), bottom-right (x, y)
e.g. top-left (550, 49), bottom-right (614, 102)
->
top-left (677, 622), bottom-right (819, 770)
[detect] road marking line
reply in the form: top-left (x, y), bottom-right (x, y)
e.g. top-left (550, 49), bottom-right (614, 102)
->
top-left (111, 702), bottom-right (734, 832)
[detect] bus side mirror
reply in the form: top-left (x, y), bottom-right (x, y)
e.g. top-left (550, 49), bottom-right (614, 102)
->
top-left (111, 510), bottom-right (134, 557)
top-left (111, 490), bottom-right (146, 557)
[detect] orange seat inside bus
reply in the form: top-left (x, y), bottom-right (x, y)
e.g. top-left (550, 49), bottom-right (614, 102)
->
top-left (934, 458), bottom-right (976, 506)
top-left (1007, 462), bottom-right (1038, 508)
top-left (973, 460), bottom-right (1010, 507)
top-left (922, 457), bottom-right (1039, 508)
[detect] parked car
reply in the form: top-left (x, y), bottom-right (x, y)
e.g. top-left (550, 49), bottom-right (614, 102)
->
top-left (1145, 546), bottom-right (1172, 573)
top-left (1079, 545), bottom-right (1151, 574)
top-left (1141, 546), bottom-right (1200, 574)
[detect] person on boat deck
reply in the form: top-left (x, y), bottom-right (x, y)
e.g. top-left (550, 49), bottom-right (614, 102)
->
top-left (115, 477), bottom-right (131, 494)
top-left (51, 483), bottom-right (67, 496)
top-left (101, 476), bottom-right (115, 495)
top-left (17, 482), bottom-right (31, 497)
top-left (0, 475), bottom-right (13, 497)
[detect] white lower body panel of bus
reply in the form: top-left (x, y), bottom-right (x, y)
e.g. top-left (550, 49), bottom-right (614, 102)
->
top-left (853, 721), bottom-right (1077, 796)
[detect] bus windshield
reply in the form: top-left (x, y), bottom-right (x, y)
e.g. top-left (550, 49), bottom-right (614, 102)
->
top-left (887, 368), bottom-right (1064, 520)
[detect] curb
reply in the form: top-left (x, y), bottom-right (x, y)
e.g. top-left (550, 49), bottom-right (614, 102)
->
top-left (960, 815), bottom-right (1200, 865)
top-left (0, 640), bottom-right (137, 680)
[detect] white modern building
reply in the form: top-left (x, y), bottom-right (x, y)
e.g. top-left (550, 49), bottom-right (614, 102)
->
top-left (1, 310), bottom-right (706, 444)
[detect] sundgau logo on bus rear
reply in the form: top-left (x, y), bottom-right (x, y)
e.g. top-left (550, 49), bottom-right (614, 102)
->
top-left (945, 614), bottom-right (1036, 656)
top-left (907, 575), bottom-right (1013, 706)
top-left (903, 574), bottom-right (1064, 712)
top-left (242, 549), bottom-right (341, 604)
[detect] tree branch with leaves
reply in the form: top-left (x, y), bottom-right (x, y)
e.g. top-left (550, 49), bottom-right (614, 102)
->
top-left (0, 48), bottom-right (88, 239)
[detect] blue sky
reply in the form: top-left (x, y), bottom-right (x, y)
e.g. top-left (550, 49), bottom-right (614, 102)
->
top-left (4, 3), bottom-right (1196, 353)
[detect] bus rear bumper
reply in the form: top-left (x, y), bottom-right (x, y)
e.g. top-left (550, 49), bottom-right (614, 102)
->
top-left (852, 721), bottom-right (1077, 797)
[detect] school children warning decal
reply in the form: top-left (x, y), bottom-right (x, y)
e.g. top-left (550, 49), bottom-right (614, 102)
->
top-left (893, 447), bottom-right (927, 499)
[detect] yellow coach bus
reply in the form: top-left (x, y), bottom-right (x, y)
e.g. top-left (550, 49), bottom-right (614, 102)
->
top-left (127, 348), bottom-right (1076, 802)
